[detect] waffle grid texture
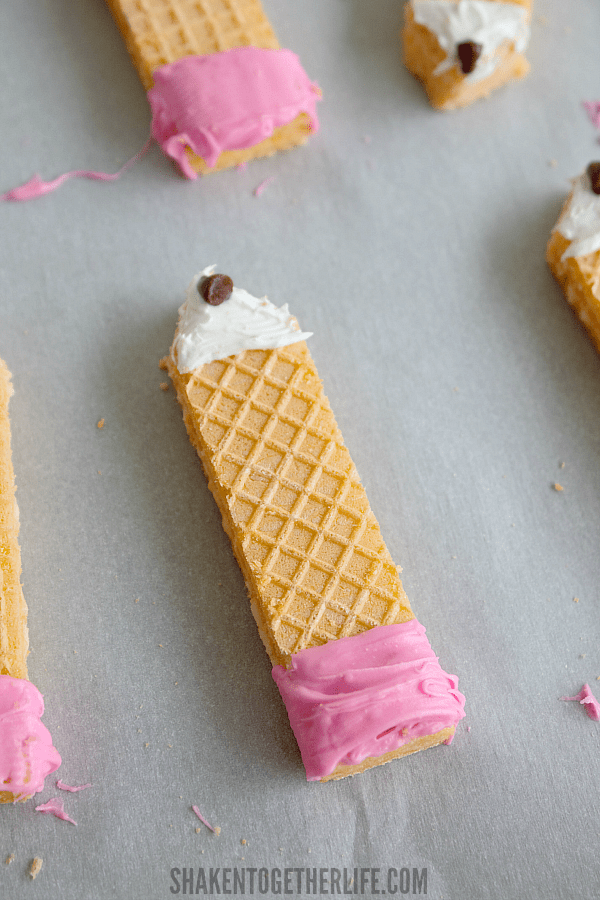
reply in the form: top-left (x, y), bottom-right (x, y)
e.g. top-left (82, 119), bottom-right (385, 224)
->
top-left (0, 360), bottom-right (28, 683)
top-left (105, 0), bottom-right (279, 89)
top-left (105, 0), bottom-right (313, 172)
top-left (165, 341), bottom-right (413, 669)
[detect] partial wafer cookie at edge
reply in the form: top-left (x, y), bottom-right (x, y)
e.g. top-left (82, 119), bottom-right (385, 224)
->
top-left (547, 163), bottom-right (600, 353)
top-left (0, 360), bottom-right (28, 682)
top-left (164, 269), bottom-right (465, 781)
top-left (0, 361), bottom-right (61, 803)
top-left (402, 0), bottom-right (532, 110)
top-left (106, 0), bottom-right (320, 176)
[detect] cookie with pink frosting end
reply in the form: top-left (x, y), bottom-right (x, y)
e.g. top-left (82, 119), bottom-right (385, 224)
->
top-left (0, 675), bottom-right (61, 801)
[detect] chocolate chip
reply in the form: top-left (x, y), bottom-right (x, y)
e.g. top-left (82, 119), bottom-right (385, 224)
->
top-left (457, 41), bottom-right (483, 75)
top-left (199, 273), bottom-right (234, 306)
top-left (587, 162), bottom-right (600, 195)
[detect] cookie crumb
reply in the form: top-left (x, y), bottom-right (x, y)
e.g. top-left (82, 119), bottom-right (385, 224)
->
top-left (160, 382), bottom-right (169, 391)
top-left (5, 854), bottom-right (14, 865)
top-left (559, 461), bottom-right (565, 468)
top-left (159, 358), bottom-right (168, 371)
top-left (214, 826), bottom-right (221, 836)
top-left (29, 858), bottom-right (43, 880)
top-left (196, 827), bottom-right (201, 834)
top-left (241, 839), bottom-right (247, 846)
top-left (573, 597), bottom-right (579, 603)
top-left (135, 598), bottom-right (140, 603)
top-left (553, 482), bottom-right (564, 492)
top-left (548, 158), bottom-right (558, 167)
top-left (97, 418), bottom-right (105, 429)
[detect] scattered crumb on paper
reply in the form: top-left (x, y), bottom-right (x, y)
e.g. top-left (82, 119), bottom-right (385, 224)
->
top-left (29, 858), bottom-right (43, 880)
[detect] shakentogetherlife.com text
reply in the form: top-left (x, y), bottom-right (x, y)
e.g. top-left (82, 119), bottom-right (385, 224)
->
top-left (169, 866), bottom-right (428, 896)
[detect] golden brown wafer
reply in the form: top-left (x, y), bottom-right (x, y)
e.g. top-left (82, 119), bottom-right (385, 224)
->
top-left (0, 361), bottom-right (28, 683)
top-left (106, 0), bottom-right (314, 173)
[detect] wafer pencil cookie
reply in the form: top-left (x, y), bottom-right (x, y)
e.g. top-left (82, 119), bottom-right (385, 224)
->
top-left (0, 361), bottom-right (61, 803)
top-left (547, 163), bottom-right (600, 353)
top-left (402, 0), bottom-right (532, 110)
top-left (0, 361), bottom-right (28, 683)
top-left (106, 0), bottom-right (320, 176)
top-left (164, 269), bottom-right (465, 781)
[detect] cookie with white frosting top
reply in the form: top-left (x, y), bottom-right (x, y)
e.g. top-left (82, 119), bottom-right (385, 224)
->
top-left (547, 164), bottom-right (600, 353)
top-left (402, 0), bottom-right (532, 110)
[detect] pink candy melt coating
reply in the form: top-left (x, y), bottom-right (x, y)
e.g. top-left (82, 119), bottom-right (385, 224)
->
top-left (147, 47), bottom-right (320, 178)
top-left (272, 620), bottom-right (465, 781)
top-left (0, 675), bottom-right (61, 798)
top-left (561, 684), bottom-right (600, 721)
top-left (35, 797), bottom-right (77, 825)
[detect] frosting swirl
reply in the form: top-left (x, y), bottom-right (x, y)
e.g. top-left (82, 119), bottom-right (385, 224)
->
top-left (172, 266), bottom-right (312, 373)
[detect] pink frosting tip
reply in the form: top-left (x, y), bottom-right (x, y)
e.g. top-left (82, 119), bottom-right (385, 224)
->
top-left (583, 101), bottom-right (600, 130)
top-left (0, 675), bottom-right (61, 799)
top-left (56, 780), bottom-right (91, 793)
top-left (147, 47), bottom-right (320, 178)
top-left (192, 805), bottom-right (217, 832)
top-left (253, 176), bottom-right (275, 197)
top-left (561, 684), bottom-right (600, 721)
top-left (272, 620), bottom-right (466, 781)
top-left (35, 797), bottom-right (77, 825)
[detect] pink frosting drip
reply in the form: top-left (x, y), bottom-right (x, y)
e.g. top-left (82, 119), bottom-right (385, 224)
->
top-left (561, 684), bottom-right (600, 721)
top-left (0, 675), bottom-right (61, 798)
top-left (272, 620), bottom-right (465, 781)
top-left (0, 137), bottom-right (152, 203)
top-left (56, 779), bottom-right (91, 792)
top-left (35, 797), bottom-right (76, 825)
top-left (583, 100), bottom-right (600, 130)
top-left (147, 47), bottom-right (320, 178)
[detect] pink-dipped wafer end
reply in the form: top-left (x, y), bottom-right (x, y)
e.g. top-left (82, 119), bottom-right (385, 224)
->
top-left (272, 620), bottom-right (465, 781)
top-left (0, 675), bottom-right (61, 800)
top-left (148, 47), bottom-right (320, 176)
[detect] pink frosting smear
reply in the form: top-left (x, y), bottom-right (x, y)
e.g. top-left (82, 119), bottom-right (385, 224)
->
top-left (272, 620), bottom-right (466, 781)
top-left (56, 780), bottom-right (91, 793)
top-left (0, 675), bottom-right (61, 799)
top-left (561, 684), bottom-right (600, 721)
top-left (192, 805), bottom-right (217, 832)
top-left (147, 47), bottom-right (320, 178)
top-left (583, 101), bottom-right (600, 130)
top-left (253, 176), bottom-right (275, 197)
top-left (0, 137), bottom-right (152, 203)
top-left (35, 797), bottom-right (77, 825)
